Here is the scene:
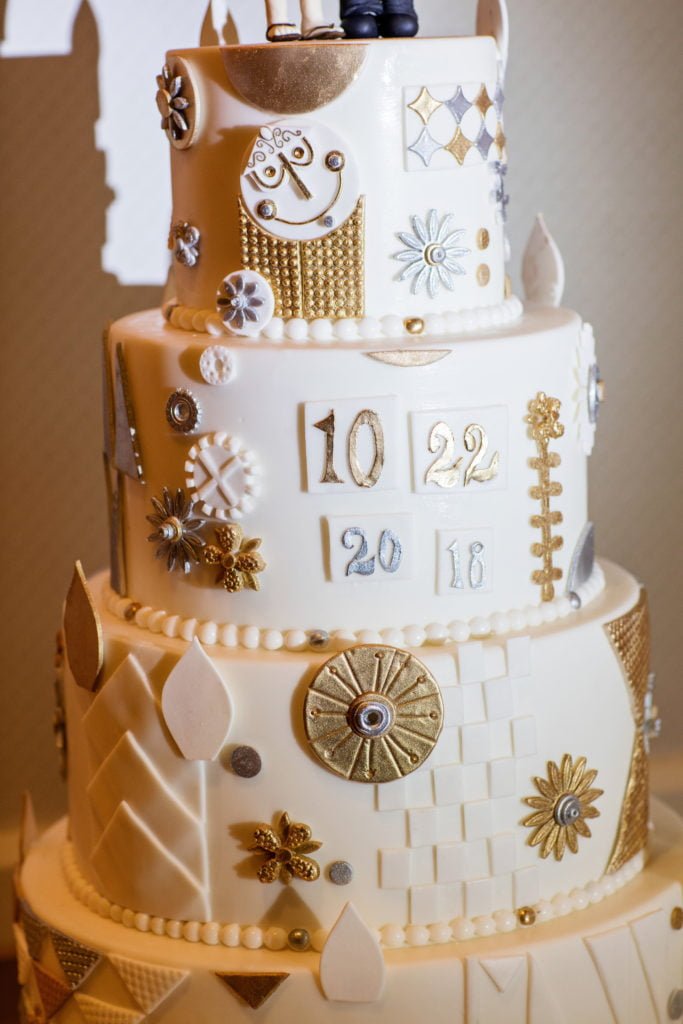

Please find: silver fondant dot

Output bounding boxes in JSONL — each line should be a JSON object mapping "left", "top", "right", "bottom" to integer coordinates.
{"left": 166, "top": 388, "right": 201, "bottom": 433}
{"left": 230, "top": 746, "right": 262, "bottom": 779}
{"left": 329, "top": 861, "right": 354, "bottom": 886}
{"left": 309, "top": 630, "right": 330, "bottom": 650}
{"left": 569, "top": 592, "right": 582, "bottom": 610}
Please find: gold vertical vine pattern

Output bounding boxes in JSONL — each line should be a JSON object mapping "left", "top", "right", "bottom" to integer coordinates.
{"left": 526, "top": 393, "right": 565, "bottom": 601}
{"left": 604, "top": 589, "right": 651, "bottom": 873}
{"left": 238, "top": 198, "right": 365, "bottom": 320}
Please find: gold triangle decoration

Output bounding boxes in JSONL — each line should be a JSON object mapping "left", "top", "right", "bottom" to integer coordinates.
{"left": 217, "top": 973, "right": 290, "bottom": 1010}
{"left": 64, "top": 561, "right": 104, "bottom": 692}
{"left": 604, "top": 589, "right": 651, "bottom": 874}
{"left": 49, "top": 928, "right": 101, "bottom": 990}
{"left": 33, "top": 962, "right": 72, "bottom": 1019}
{"left": 108, "top": 955, "right": 188, "bottom": 1013}
{"left": 74, "top": 994, "right": 144, "bottom": 1024}
{"left": 19, "top": 903, "right": 47, "bottom": 962}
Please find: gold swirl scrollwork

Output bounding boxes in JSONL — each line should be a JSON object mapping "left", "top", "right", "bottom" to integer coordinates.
{"left": 304, "top": 645, "right": 443, "bottom": 784}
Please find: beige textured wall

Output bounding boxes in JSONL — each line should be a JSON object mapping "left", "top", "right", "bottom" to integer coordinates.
{"left": 1, "top": 0, "right": 681, "bottom": 872}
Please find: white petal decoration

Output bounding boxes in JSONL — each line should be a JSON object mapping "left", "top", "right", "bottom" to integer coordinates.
{"left": 108, "top": 955, "right": 188, "bottom": 1014}
{"left": 522, "top": 214, "right": 565, "bottom": 308}
{"left": 320, "top": 903, "right": 385, "bottom": 1004}
{"left": 74, "top": 994, "right": 144, "bottom": 1024}
{"left": 528, "top": 956, "right": 567, "bottom": 1023}
{"left": 161, "top": 638, "right": 232, "bottom": 761}
{"left": 477, "top": 0, "right": 510, "bottom": 70}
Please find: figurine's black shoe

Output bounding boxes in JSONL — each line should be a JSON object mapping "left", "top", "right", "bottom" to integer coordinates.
{"left": 341, "top": 13, "right": 380, "bottom": 38}
{"left": 379, "top": 13, "right": 418, "bottom": 37}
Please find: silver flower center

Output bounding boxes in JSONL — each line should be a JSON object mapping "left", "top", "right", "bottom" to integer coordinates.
{"left": 425, "top": 243, "right": 447, "bottom": 266}
{"left": 554, "top": 793, "right": 582, "bottom": 827}
{"left": 231, "top": 295, "right": 246, "bottom": 310}
{"left": 348, "top": 694, "right": 395, "bottom": 739}
{"left": 159, "top": 517, "right": 184, "bottom": 543}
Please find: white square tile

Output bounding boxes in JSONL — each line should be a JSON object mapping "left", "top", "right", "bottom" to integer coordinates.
{"left": 440, "top": 883, "right": 464, "bottom": 920}
{"left": 488, "top": 718, "right": 512, "bottom": 759}
{"left": 483, "top": 644, "right": 507, "bottom": 680}
{"left": 488, "top": 757, "right": 516, "bottom": 798}
{"left": 435, "top": 806, "right": 463, "bottom": 844}
{"left": 406, "top": 769, "right": 434, "bottom": 808}
{"left": 380, "top": 848, "right": 411, "bottom": 889}
{"left": 431, "top": 726, "right": 461, "bottom": 768}
{"left": 462, "top": 763, "right": 489, "bottom": 801}
{"left": 441, "top": 686, "right": 464, "bottom": 728}
{"left": 512, "top": 716, "right": 537, "bottom": 758}
{"left": 464, "top": 877, "right": 494, "bottom": 918}
{"left": 461, "top": 722, "right": 491, "bottom": 764}
{"left": 418, "top": 652, "right": 458, "bottom": 687}
{"left": 506, "top": 635, "right": 532, "bottom": 678}
{"left": 488, "top": 833, "right": 516, "bottom": 875}
{"left": 433, "top": 764, "right": 465, "bottom": 806}
{"left": 410, "top": 885, "right": 441, "bottom": 925}
{"left": 410, "top": 845, "right": 435, "bottom": 886}
{"left": 492, "top": 795, "right": 521, "bottom": 832}
{"left": 464, "top": 800, "right": 494, "bottom": 841}
{"left": 463, "top": 839, "right": 489, "bottom": 880}
{"left": 483, "top": 676, "right": 514, "bottom": 721}
{"left": 457, "top": 642, "right": 485, "bottom": 684}
{"left": 376, "top": 778, "right": 409, "bottom": 812}
{"left": 513, "top": 675, "right": 535, "bottom": 716}
{"left": 409, "top": 807, "right": 439, "bottom": 848}
{"left": 462, "top": 683, "right": 486, "bottom": 724}
{"left": 436, "top": 843, "right": 465, "bottom": 884}
{"left": 493, "top": 873, "right": 513, "bottom": 910}
{"left": 514, "top": 866, "right": 540, "bottom": 907}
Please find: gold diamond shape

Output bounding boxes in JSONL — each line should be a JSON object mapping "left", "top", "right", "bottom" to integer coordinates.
{"left": 444, "top": 128, "right": 472, "bottom": 166}
{"left": 408, "top": 87, "right": 442, "bottom": 126}
{"left": 474, "top": 85, "right": 493, "bottom": 117}
{"left": 495, "top": 124, "right": 507, "bottom": 155}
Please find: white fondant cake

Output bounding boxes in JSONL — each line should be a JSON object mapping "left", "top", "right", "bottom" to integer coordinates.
{"left": 15, "top": 4, "right": 683, "bottom": 1023}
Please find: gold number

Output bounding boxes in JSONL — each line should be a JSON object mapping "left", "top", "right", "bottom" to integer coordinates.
{"left": 464, "top": 423, "right": 500, "bottom": 486}
{"left": 314, "top": 410, "right": 343, "bottom": 484}
{"left": 425, "top": 422, "right": 462, "bottom": 488}
{"left": 349, "top": 410, "right": 384, "bottom": 489}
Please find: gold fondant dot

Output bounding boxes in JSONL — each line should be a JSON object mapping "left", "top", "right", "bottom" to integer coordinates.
{"left": 477, "top": 264, "right": 491, "bottom": 287}
{"left": 477, "top": 228, "right": 490, "bottom": 251}
{"left": 404, "top": 317, "right": 426, "bottom": 336}
{"left": 672, "top": 907, "right": 683, "bottom": 930}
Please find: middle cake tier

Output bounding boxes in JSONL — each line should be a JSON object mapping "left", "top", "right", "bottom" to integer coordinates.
{"left": 106, "top": 305, "right": 599, "bottom": 636}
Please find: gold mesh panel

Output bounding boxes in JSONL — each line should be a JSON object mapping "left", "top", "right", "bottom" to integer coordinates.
{"left": 604, "top": 589, "right": 651, "bottom": 873}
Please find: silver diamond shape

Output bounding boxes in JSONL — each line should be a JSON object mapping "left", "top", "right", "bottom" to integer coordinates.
{"left": 475, "top": 124, "right": 495, "bottom": 159}
{"left": 494, "top": 82, "right": 505, "bottom": 117}
{"left": 444, "top": 86, "right": 472, "bottom": 124}
{"left": 408, "top": 128, "right": 443, "bottom": 167}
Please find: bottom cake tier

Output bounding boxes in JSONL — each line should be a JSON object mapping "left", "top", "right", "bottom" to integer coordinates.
{"left": 15, "top": 803, "right": 683, "bottom": 1024}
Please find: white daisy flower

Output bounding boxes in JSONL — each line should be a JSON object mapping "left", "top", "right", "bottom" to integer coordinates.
{"left": 394, "top": 210, "right": 470, "bottom": 299}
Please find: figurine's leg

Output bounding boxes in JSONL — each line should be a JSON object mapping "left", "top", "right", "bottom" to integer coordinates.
{"left": 340, "top": 0, "right": 383, "bottom": 38}
{"left": 265, "top": 0, "right": 301, "bottom": 41}
{"left": 379, "top": 0, "right": 418, "bottom": 38}
{"left": 300, "top": 0, "right": 345, "bottom": 39}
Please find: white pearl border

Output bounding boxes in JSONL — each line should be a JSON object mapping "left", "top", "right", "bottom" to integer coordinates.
{"left": 62, "top": 840, "right": 644, "bottom": 952}
{"left": 163, "top": 295, "right": 524, "bottom": 344}
{"left": 105, "top": 563, "right": 606, "bottom": 654}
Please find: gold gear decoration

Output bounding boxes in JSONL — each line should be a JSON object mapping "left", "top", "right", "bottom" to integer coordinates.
{"left": 604, "top": 589, "right": 651, "bottom": 874}
{"left": 304, "top": 645, "right": 443, "bottom": 784}
{"left": 238, "top": 197, "right": 365, "bottom": 320}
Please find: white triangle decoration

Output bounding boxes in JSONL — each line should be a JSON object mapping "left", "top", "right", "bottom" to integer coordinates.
{"left": 522, "top": 214, "right": 565, "bottom": 308}
{"left": 584, "top": 926, "right": 657, "bottom": 1024}
{"left": 320, "top": 903, "right": 385, "bottom": 1004}
{"left": 629, "top": 910, "right": 671, "bottom": 1020}
{"left": 479, "top": 955, "right": 526, "bottom": 994}
{"left": 528, "top": 956, "right": 566, "bottom": 1024}
{"left": 161, "top": 639, "right": 232, "bottom": 761}
{"left": 74, "top": 994, "right": 144, "bottom": 1024}
{"left": 108, "top": 954, "right": 188, "bottom": 1013}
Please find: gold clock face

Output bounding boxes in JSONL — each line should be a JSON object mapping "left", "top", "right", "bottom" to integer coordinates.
{"left": 241, "top": 121, "right": 360, "bottom": 242}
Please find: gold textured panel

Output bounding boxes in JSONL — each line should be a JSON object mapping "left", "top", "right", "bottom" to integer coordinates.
{"left": 221, "top": 44, "right": 367, "bottom": 115}
{"left": 239, "top": 198, "right": 365, "bottom": 320}
{"left": 604, "top": 589, "right": 651, "bottom": 873}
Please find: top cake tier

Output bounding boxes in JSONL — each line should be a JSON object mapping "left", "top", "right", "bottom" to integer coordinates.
{"left": 162, "top": 37, "right": 510, "bottom": 327}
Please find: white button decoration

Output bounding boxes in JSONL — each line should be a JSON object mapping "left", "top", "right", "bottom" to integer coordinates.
{"left": 199, "top": 345, "right": 235, "bottom": 386}
{"left": 161, "top": 638, "right": 232, "bottom": 761}
{"left": 216, "top": 270, "right": 274, "bottom": 338}
{"left": 185, "top": 432, "right": 260, "bottom": 520}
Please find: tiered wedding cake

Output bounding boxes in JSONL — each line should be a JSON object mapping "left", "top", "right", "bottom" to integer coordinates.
{"left": 14, "top": 4, "right": 683, "bottom": 1023}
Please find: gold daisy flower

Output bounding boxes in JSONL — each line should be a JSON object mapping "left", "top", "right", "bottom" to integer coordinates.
{"left": 522, "top": 754, "right": 602, "bottom": 861}
{"left": 250, "top": 812, "right": 322, "bottom": 884}
{"left": 203, "top": 524, "right": 266, "bottom": 593}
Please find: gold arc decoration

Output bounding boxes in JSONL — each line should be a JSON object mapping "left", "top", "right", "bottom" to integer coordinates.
{"left": 250, "top": 811, "right": 322, "bottom": 884}
{"left": 63, "top": 561, "right": 104, "bottom": 693}
{"left": 304, "top": 645, "right": 443, "bottom": 784}
{"left": 522, "top": 754, "right": 603, "bottom": 861}
{"left": 526, "top": 392, "right": 565, "bottom": 601}
{"left": 604, "top": 589, "right": 651, "bottom": 874}
{"left": 216, "top": 974, "right": 289, "bottom": 1010}
{"left": 220, "top": 44, "right": 367, "bottom": 115}
{"left": 366, "top": 350, "right": 452, "bottom": 368}
{"left": 238, "top": 197, "right": 365, "bottom": 320}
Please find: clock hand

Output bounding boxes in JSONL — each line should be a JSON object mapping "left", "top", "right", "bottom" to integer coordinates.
{"left": 278, "top": 153, "right": 313, "bottom": 200}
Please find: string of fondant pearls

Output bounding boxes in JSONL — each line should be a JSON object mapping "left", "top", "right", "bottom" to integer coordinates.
{"left": 163, "top": 296, "right": 523, "bottom": 342}
{"left": 106, "top": 563, "right": 605, "bottom": 653}
{"left": 61, "top": 842, "right": 643, "bottom": 951}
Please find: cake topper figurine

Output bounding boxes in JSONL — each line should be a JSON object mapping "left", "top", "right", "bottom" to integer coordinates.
{"left": 340, "top": 0, "right": 418, "bottom": 38}
{"left": 265, "top": 0, "right": 344, "bottom": 41}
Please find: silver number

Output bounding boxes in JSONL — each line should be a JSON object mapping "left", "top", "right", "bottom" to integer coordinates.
{"left": 469, "top": 541, "right": 487, "bottom": 590}
{"left": 343, "top": 528, "right": 376, "bottom": 576}
{"left": 448, "top": 540, "right": 465, "bottom": 589}
{"left": 378, "top": 530, "right": 402, "bottom": 574}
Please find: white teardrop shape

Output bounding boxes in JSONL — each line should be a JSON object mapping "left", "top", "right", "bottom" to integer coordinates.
{"left": 161, "top": 638, "right": 232, "bottom": 760}
{"left": 477, "top": 0, "right": 510, "bottom": 71}
{"left": 320, "top": 903, "right": 385, "bottom": 1004}
{"left": 522, "top": 214, "right": 566, "bottom": 307}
